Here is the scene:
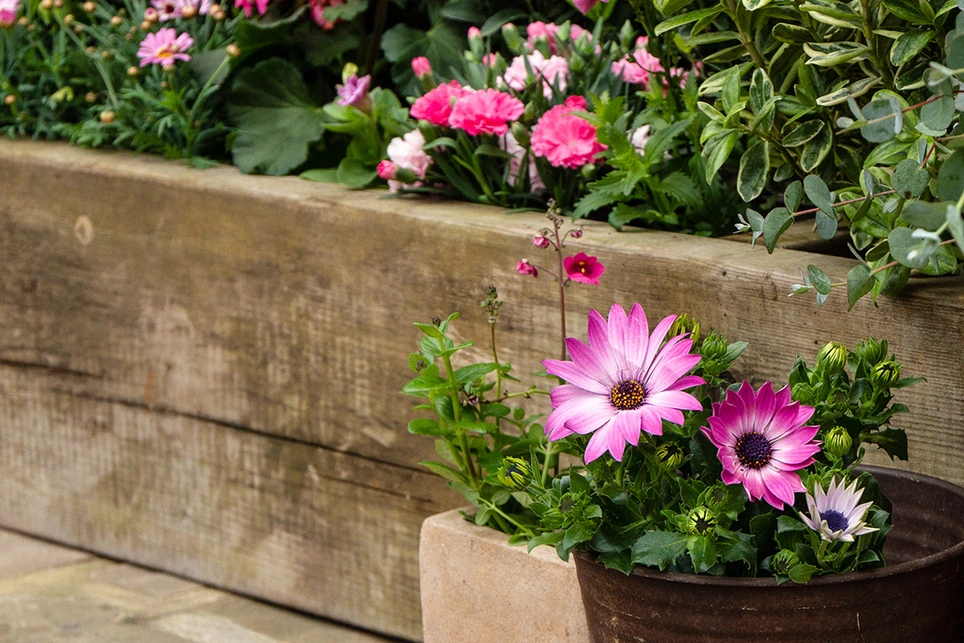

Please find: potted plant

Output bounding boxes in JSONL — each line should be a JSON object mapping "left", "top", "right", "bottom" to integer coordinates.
{"left": 406, "top": 209, "right": 964, "bottom": 640}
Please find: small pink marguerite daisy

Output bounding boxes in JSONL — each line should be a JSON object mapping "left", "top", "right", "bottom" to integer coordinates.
{"left": 800, "top": 477, "right": 879, "bottom": 542}
{"left": 137, "top": 28, "right": 194, "bottom": 68}
{"left": 543, "top": 303, "right": 705, "bottom": 463}
{"left": 701, "top": 382, "right": 821, "bottom": 510}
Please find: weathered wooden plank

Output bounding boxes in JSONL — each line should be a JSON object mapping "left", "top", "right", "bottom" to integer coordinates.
{"left": 2, "top": 139, "right": 962, "bottom": 483}
{"left": 0, "top": 529, "right": 397, "bottom": 643}
{"left": 0, "top": 364, "right": 453, "bottom": 640}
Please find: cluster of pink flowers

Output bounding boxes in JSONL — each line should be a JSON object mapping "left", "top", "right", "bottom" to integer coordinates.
{"left": 530, "top": 96, "right": 606, "bottom": 169}
{"left": 501, "top": 50, "right": 569, "bottom": 98}
{"left": 524, "top": 21, "right": 590, "bottom": 53}
{"left": 612, "top": 37, "right": 693, "bottom": 90}
{"left": 137, "top": 28, "right": 194, "bottom": 68}
{"left": 0, "top": 0, "right": 19, "bottom": 28}
{"left": 517, "top": 250, "right": 604, "bottom": 284}
{"left": 152, "top": 0, "right": 211, "bottom": 20}
{"left": 410, "top": 81, "right": 525, "bottom": 137}
{"left": 379, "top": 129, "right": 432, "bottom": 192}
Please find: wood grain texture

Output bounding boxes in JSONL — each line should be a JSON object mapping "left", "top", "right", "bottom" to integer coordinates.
{"left": 2, "top": 140, "right": 964, "bottom": 640}
{"left": 0, "top": 364, "right": 451, "bottom": 640}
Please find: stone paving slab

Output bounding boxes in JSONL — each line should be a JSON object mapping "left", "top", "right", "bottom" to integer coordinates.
{"left": 0, "top": 529, "right": 397, "bottom": 643}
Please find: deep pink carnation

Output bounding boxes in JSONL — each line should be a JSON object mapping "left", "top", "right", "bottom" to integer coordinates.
{"left": 701, "top": 382, "right": 821, "bottom": 510}
{"left": 309, "top": 0, "right": 343, "bottom": 30}
{"left": 0, "top": 0, "right": 18, "bottom": 27}
{"left": 530, "top": 96, "right": 606, "bottom": 168}
{"left": 543, "top": 304, "right": 705, "bottom": 462}
{"left": 235, "top": 0, "right": 268, "bottom": 17}
{"left": 376, "top": 160, "right": 397, "bottom": 181}
{"left": 410, "top": 81, "right": 469, "bottom": 126}
{"left": 564, "top": 252, "right": 605, "bottom": 284}
{"left": 573, "top": 0, "right": 609, "bottom": 14}
{"left": 448, "top": 89, "right": 524, "bottom": 136}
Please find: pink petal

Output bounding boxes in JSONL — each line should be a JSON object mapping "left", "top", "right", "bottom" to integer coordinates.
{"left": 584, "top": 421, "right": 621, "bottom": 462}
{"left": 587, "top": 309, "right": 619, "bottom": 375}
{"left": 646, "top": 390, "right": 703, "bottom": 412}
{"left": 639, "top": 405, "right": 664, "bottom": 436}
{"left": 543, "top": 357, "right": 609, "bottom": 395}
{"left": 613, "top": 409, "right": 642, "bottom": 447}
{"left": 566, "top": 338, "right": 616, "bottom": 386}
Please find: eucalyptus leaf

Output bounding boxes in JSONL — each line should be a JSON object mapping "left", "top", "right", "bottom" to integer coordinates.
{"left": 807, "top": 264, "right": 833, "bottom": 295}
{"left": 860, "top": 96, "right": 903, "bottom": 143}
{"left": 847, "top": 264, "right": 875, "bottom": 310}
{"left": 804, "top": 174, "right": 835, "bottom": 216}
{"left": 902, "top": 200, "right": 950, "bottom": 230}
{"left": 891, "top": 159, "right": 930, "bottom": 199}
{"left": 888, "top": 227, "right": 931, "bottom": 268}
{"left": 936, "top": 150, "right": 964, "bottom": 201}
{"left": 764, "top": 207, "right": 794, "bottom": 253}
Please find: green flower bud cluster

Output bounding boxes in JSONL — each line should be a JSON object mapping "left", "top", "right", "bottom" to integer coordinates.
{"left": 817, "top": 341, "right": 848, "bottom": 375}
{"left": 855, "top": 338, "right": 887, "bottom": 365}
{"left": 772, "top": 549, "right": 800, "bottom": 574}
{"left": 685, "top": 506, "right": 717, "bottom": 536}
{"left": 700, "top": 332, "right": 728, "bottom": 361}
{"left": 871, "top": 361, "right": 901, "bottom": 389}
{"left": 825, "top": 426, "right": 853, "bottom": 459}
{"left": 497, "top": 456, "right": 531, "bottom": 490}
{"left": 670, "top": 313, "right": 701, "bottom": 345}
{"left": 655, "top": 442, "right": 685, "bottom": 471}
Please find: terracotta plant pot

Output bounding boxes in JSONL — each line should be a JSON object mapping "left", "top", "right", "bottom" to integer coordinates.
{"left": 574, "top": 465, "right": 964, "bottom": 642}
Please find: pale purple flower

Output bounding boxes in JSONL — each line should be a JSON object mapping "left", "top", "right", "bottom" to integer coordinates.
{"left": 544, "top": 304, "right": 705, "bottom": 463}
{"left": 137, "top": 28, "right": 193, "bottom": 68}
{"left": 701, "top": 382, "right": 821, "bottom": 509}
{"left": 336, "top": 74, "right": 371, "bottom": 108}
{"left": 800, "top": 477, "right": 879, "bottom": 542}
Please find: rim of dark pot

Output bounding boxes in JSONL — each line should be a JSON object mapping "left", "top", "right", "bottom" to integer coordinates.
{"left": 574, "top": 464, "right": 964, "bottom": 586}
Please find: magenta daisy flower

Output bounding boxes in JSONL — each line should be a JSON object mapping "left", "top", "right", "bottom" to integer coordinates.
{"left": 543, "top": 303, "right": 705, "bottom": 463}
{"left": 701, "top": 382, "right": 821, "bottom": 509}
{"left": 137, "top": 28, "right": 194, "bottom": 69}
{"left": 800, "top": 477, "right": 879, "bottom": 542}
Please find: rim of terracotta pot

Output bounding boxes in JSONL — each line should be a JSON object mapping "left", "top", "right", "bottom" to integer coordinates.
{"left": 574, "top": 464, "right": 964, "bottom": 587}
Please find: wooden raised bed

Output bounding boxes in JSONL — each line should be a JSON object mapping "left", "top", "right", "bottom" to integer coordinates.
{"left": 2, "top": 140, "right": 963, "bottom": 640}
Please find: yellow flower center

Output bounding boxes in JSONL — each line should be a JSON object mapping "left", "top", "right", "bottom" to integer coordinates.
{"left": 610, "top": 379, "right": 645, "bottom": 410}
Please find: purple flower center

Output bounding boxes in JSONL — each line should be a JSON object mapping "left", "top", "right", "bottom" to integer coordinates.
{"left": 610, "top": 379, "right": 645, "bottom": 410}
{"left": 820, "top": 509, "right": 849, "bottom": 533}
{"left": 734, "top": 432, "right": 772, "bottom": 469}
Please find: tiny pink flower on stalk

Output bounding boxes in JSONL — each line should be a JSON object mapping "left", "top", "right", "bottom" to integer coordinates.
{"left": 701, "top": 382, "right": 822, "bottom": 510}
{"left": 137, "top": 28, "right": 194, "bottom": 68}
{"left": 309, "top": 0, "right": 343, "bottom": 30}
{"left": 516, "top": 259, "right": 538, "bottom": 277}
{"left": 410, "top": 80, "right": 470, "bottom": 126}
{"left": 564, "top": 252, "right": 605, "bottom": 284}
{"left": 448, "top": 88, "right": 524, "bottom": 136}
{"left": 530, "top": 96, "right": 606, "bottom": 169}
{"left": 543, "top": 303, "right": 705, "bottom": 462}
{"left": 0, "top": 0, "right": 20, "bottom": 28}
{"left": 234, "top": 0, "right": 268, "bottom": 17}
{"left": 336, "top": 74, "right": 371, "bottom": 110}
{"left": 800, "top": 477, "right": 879, "bottom": 542}
{"left": 411, "top": 56, "right": 432, "bottom": 79}
{"left": 533, "top": 235, "right": 551, "bottom": 249}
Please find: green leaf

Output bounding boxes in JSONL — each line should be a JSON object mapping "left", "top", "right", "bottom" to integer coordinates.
{"left": 749, "top": 68, "right": 774, "bottom": 115}
{"left": 608, "top": 204, "right": 649, "bottom": 230}
{"left": 888, "top": 227, "right": 931, "bottom": 268}
{"left": 703, "top": 131, "right": 740, "bottom": 183}
{"left": 902, "top": 200, "right": 950, "bottom": 230}
{"left": 919, "top": 244, "right": 957, "bottom": 275}
{"left": 815, "top": 210, "right": 838, "bottom": 239}
{"left": 881, "top": 0, "right": 931, "bottom": 22}
{"left": 764, "top": 207, "right": 794, "bottom": 253}
{"left": 419, "top": 460, "right": 467, "bottom": 484}
{"left": 803, "top": 42, "right": 869, "bottom": 66}
{"left": 655, "top": 6, "right": 724, "bottom": 35}
{"left": 479, "top": 8, "right": 526, "bottom": 36}
{"left": 631, "top": 531, "right": 689, "bottom": 570}
{"left": 847, "top": 264, "right": 875, "bottom": 310}
{"left": 453, "top": 362, "right": 498, "bottom": 384}
{"left": 920, "top": 94, "right": 955, "bottom": 133}
{"left": 808, "top": 264, "right": 833, "bottom": 295}
{"left": 688, "top": 535, "right": 718, "bottom": 573}
{"left": 782, "top": 120, "right": 824, "bottom": 147}
{"left": 738, "top": 140, "right": 770, "bottom": 202}
{"left": 323, "top": 0, "right": 368, "bottom": 21}
{"left": 563, "top": 523, "right": 596, "bottom": 551}
{"left": 861, "top": 96, "right": 903, "bottom": 143}
{"left": 228, "top": 58, "right": 327, "bottom": 175}
{"left": 890, "top": 30, "right": 935, "bottom": 65}
{"left": 947, "top": 205, "right": 964, "bottom": 255}
{"left": 785, "top": 180, "right": 803, "bottom": 212}
{"left": 336, "top": 158, "right": 377, "bottom": 188}
{"left": 800, "top": 124, "right": 832, "bottom": 171}
{"left": 789, "top": 563, "right": 819, "bottom": 583}
{"left": 937, "top": 150, "right": 964, "bottom": 202}
{"left": 773, "top": 23, "right": 812, "bottom": 43}
{"left": 891, "top": 159, "right": 930, "bottom": 199}
{"left": 300, "top": 169, "right": 339, "bottom": 183}
{"left": 861, "top": 427, "right": 909, "bottom": 460}
{"left": 804, "top": 174, "right": 834, "bottom": 216}
{"left": 409, "top": 418, "right": 448, "bottom": 435}
{"left": 527, "top": 530, "right": 564, "bottom": 553}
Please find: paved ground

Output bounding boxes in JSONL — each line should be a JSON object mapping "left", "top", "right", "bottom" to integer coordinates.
{"left": 0, "top": 529, "right": 398, "bottom": 643}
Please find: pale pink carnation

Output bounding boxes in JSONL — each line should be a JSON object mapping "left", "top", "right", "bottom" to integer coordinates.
{"left": 0, "top": 0, "right": 19, "bottom": 27}
{"left": 448, "top": 89, "right": 524, "bottom": 136}
{"left": 410, "top": 80, "right": 469, "bottom": 126}
{"left": 526, "top": 21, "right": 559, "bottom": 53}
{"left": 386, "top": 129, "right": 432, "bottom": 180}
{"left": 530, "top": 96, "right": 606, "bottom": 169}
{"left": 309, "top": 0, "right": 343, "bottom": 30}
{"left": 502, "top": 51, "right": 569, "bottom": 98}
{"left": 500, "top": 131, "right": 545, "bottom": 192}
{"left": 137, "top": 28, "right": 193, "bottom": 68}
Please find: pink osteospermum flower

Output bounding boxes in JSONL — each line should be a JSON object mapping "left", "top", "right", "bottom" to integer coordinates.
{"left": 800, "top": 477, "right": 879, "bottom": 542}
{"left": 564, "top": 252, "right": 604, "bottom": 284}
{"left": 448, "top": 88, "right": 524, "bottom": 136}
{"left": 701, "top": 382, "right": 821, "bottom": 510}
{"left": 137, "top": 28, "right": 194, "bottom": 68}
{"left": 543, "top": 303, "right": 705, "bottom": 463}
{"left": 530, "top": 95, "right": 606, "bottom": 169}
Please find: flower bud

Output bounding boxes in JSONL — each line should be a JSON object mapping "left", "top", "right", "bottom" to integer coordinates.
{"left": 655, "top": 442, "right": 684, "bottom": 471}
{"left": 110, "top": 15, "right": 122, "bottom": 25}
{"left": 226, "top": 43, "right": 241, "bottom": 58}
{"left": 63, "top": 13, "right": 74, "bottom": 24}
{"left": 701, "top": 332, "right": 727, "bottom": 361}
{"left": 532, "top": 235, "right": 550, "bottom": 249}
{"left": 86, "top": 45, "right": 96, "bottom": 53}
{"left": 817, "top": 341, "right": 847, "bottom": 375}
{"left": 871, "top": 361, "right": 901, "bottom": 388}
{"left": 497, "top": 456, "right": 531, "bottom": 490}
{"left": 39, "top": 0, "right": 52, "bottom": 9}
{"left": 411, "top": 56, "right": 431, "bottom": 79}
{"left": 791, "top": 382, "right": 816, "bottom": 405}
{"left": 772, "top": 549, "right": 800, "bottom": 574}
{"left": 466, "top": 25, "right": 483, "bottom": 60}
{"left": 580, "top": 163, "right": 597, "bottom": 179}
{"left": 144, "top": 7, "right": 158, "bottom": 21}
{"left": 140, "top": 19, "right": 150, "bottom": 29}
{"left": 376, "top": 160, "right": 397, "bottom": 181}
{"left": 99, "top": 110, "right": 115, "bottom": 124}
{"left": 181, "top": 3, "right": 196, "bottom": 17}
{"left": 569, "top": 228, "right": 583, "bottom": 238}
{"left": 101, "top": 50, "right": 113, "bottom": 60}
{"left": 83, "top": 1, "right": 95, "bottom": 10}
{"left": 84, "top": 91, "right": 96, "bottom": 103}
{"left": 575, "top": 32, "right": 593, "bottom": 56}
{"left": 569, "top": 54, "right": 585, "bottom": 73}
{"left": 669, "top": 313, "right": 700, "bottom": 345}
{"left": 618, "top": 20, "right": 634, "bottom": 49}
{"left": 516, "top": 259, "right": 538, "bottom": 277}
{"left": 127, "top": 66, "right": 139, "bottom": 76}
{"left": 555, "top": 21, "right": 570, "bottom": 42}
{"left": 501, "top": 22, "right": 523, "bottom": 54}
{"left": 825, "top": 426, "right": 853, "bottom": 459}
{"left": 3, "top": 94, "right": 15, "bottom": 106}
{"left": 855, "top": 338, "right": 886, "bottom": 365}
{"left": 685, "top": 506, "right": 716, "bottom": 536}
{"left": 509, "top": 121, "right": 529, "bottom": 148}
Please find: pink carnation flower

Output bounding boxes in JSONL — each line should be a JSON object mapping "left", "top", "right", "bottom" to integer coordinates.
{"left": 530, "top": 96, "right": 606, "bottom": 169}
{"left": 386, "top": 129, "right": 432, "bottom": 180}
{"left": 410, "top": 81, "right": 470, "bottom": 126}
{"left": 376, "top": 160, "right": 397, "bottom": 181}
{"left": 137, "top": 28, "right": 194, "bottom": 68}
{"left": 309, "top": 0, "right": 344, "bottom": 30}
{"left": 411, "top": 56, "right": 432, "bottom": 78}
{"left": 448, "top": 89, "right": 524, "bottom": 136}
{"left": 502, "top": 51, "right": 569, "bottom": 98}
{"left": 0, "top": 0, "right": 19, "bottom": 27}
{"left": 543, "top": 303, "right": 705, "bottom": 462}
{"left": 564, "top": 252, "right": 605, "bottom": 284}
{"left": 701, "top": 382, "right": 822, "bottom": 510}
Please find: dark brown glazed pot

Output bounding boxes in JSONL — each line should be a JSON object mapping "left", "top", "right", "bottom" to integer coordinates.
{"left": 573, "top": 465, "right": 964, "bottom": 642}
